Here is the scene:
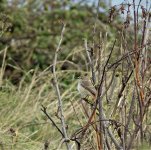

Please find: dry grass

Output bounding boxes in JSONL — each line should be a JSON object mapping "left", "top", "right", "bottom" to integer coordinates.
{"left": 0, "top": 4, "right": 151, "bottom": 148}
{"left": 0, "top": 38, "right": 150, "bottom": 149}
{"left": 0, "top": 46, "right": 92, "bottom": 150}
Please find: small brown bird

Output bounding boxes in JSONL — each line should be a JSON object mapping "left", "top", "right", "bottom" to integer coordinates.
{"left": 77, "top": 75, "right": 96, "bottom": 99}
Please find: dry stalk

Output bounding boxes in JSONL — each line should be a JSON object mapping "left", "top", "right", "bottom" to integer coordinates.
{"left": 52, "top": 23, "right": 71, "bottom": 150}
{"left": 0, "top": 46, "right": 8, "bottom": 87}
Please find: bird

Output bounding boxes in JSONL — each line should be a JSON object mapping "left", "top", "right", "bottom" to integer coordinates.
{"left": 77, "top": 75, "right": 97, "bottom": 100}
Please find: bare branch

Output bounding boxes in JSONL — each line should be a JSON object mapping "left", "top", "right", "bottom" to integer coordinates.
{"left": 52, "top": 23, "right": 71, "bottom": 149}
{"left": 41, "top": 105, "right": 64, "bottom": 137}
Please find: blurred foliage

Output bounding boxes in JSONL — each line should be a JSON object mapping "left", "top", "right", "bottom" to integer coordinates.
{"left": 0, "top": 0, "right": 117, "bottom": 81}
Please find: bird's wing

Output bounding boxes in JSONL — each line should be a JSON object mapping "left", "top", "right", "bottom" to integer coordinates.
{"left": 81, "top": 81, "right": 96, "bottom": 96}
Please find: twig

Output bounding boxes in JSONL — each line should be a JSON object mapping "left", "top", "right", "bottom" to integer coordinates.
{"left": 97, "top": 39, "right": 116, "bottom": 146}
{"left": 84, "top": 39, "right": 96, "bottom": 84}
{"left": 0, "top": 46, "right": 8, "bottom": 87}
{"left": 127, "top": 92, "right": 151, "bottom": 150}
{"left": 111, "top": 70, "right": 133, "bottom": 116}
{"left": 41, "top": 105, "right": 64, "bottom": 137}
{"left": 52, "top": 23, "right": 71, "bottom": 149}
{"left": 107, "top": 49, "right": 141, "bottom": 70}
{"left": 124, "top": 87, "right": 136, "bottom": 144}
